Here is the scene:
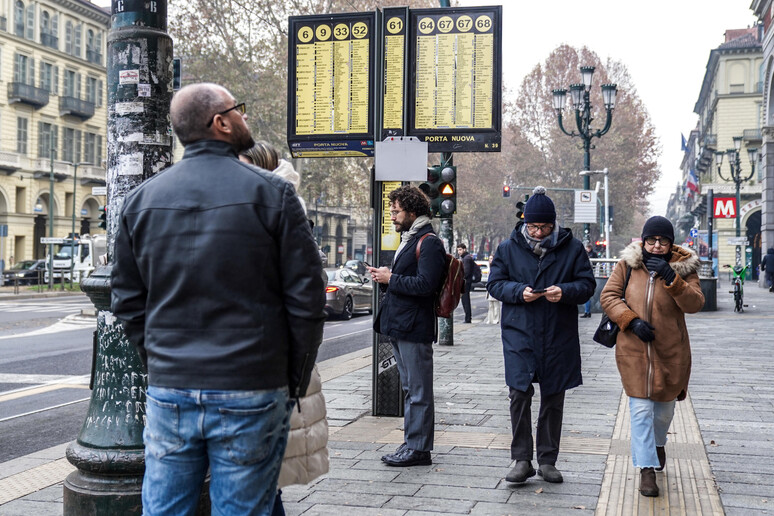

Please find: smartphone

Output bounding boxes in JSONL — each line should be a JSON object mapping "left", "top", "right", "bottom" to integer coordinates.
{"left": 531, "top": 288, "right": 547, "bottom": 294}
{"left": 363, "top": 261, "right": 372, "bottom": 268}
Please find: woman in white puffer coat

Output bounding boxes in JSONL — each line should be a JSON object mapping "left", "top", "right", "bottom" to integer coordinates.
{"left": 239, "top": 141, "right": 329, "bottom": 516}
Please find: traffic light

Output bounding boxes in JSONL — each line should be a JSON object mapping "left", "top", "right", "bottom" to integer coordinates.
{"left": 437, "top": 166, "right": 456, "bottom": 218}
{"left": 515, "top": 194, "right": 529, "bottom": 219}
{"left": 419, "top": 165, "right": 456, "bottom": 217}
{"left": 419, "top": 166, "right": 442, "bottom": 216}
{"left": 98, "top": 205, "right": 107, "bottom": 229}
{"left": 502, "top": 185, "right": 510, "bottom": 197}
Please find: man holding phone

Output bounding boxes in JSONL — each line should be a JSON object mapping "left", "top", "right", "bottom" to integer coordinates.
{"left": 487, "top": 186, "right": 595, "bottom": 486}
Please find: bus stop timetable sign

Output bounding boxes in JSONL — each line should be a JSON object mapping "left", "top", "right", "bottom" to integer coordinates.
{"left": 287, "top": 13, "right": 376, "bottom": 158}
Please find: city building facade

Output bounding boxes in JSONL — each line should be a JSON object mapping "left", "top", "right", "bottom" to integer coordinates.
{"left": 0, "top": 0, "right": 108, "bottom": 270}
{"left": 752, "top": 0, "right": 774, "bottom": 272}
{"left": 692, "top": 26, "right": 764, "bottom": 276}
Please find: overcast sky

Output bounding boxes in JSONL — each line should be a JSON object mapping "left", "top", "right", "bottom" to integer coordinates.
{"left": 460, "top": 0, "right": 759, "bottom": 214}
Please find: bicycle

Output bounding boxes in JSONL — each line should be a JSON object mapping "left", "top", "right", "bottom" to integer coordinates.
{"left": 723, "top": 264, "right": 749, "bottom": 312}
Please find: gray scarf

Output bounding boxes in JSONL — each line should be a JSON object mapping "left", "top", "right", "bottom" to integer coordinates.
{"left": 394, "top": 215, "right": 432, "bottom": 263}
{"left": 521, "top": 223, "right": 560, "bottom": 258}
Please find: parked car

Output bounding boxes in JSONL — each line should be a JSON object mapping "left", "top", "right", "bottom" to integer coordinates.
{"left": 2, "top": 259, "right": 47, "bottom": 286}
{"left": 324, "top": 267, "right": 372, "bottom": 320}
{"left": 471, "top": 260, "right": 490, "bottom": 291}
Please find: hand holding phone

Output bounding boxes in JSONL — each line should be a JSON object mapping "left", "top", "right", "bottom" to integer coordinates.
{"left": 531, "top": 288, "right": 547, "bottom": 294}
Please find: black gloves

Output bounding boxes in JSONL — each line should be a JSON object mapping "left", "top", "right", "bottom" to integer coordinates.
{"left": 628, "top": 318, "right": 655, "bottom": 342}
{"left": 645, "top": 258, "right": 676, "bottom": 285}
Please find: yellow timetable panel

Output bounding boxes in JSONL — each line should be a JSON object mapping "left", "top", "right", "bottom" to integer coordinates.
{"left": 413, "top": 12, "right": 495, "bottom": 131}
{"left": 293, "top": 18, "right": 372, "bottom": 136}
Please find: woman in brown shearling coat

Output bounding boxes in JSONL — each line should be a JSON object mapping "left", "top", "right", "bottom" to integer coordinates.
{"left": 600, "top": 216, "right": 704, "bottom": 498}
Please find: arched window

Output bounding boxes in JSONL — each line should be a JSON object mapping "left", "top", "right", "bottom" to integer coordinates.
{"left": 14, "top": 0, "right": 24, "bottom": 37}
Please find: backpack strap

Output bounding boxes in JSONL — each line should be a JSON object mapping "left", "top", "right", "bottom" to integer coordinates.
{"left": 415, "top": 233, "right": 432, "bottom": 262}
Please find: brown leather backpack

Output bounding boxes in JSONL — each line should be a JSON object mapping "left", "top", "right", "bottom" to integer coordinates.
{"left": 416, "top": 234, "right": 464, "bottom": 318}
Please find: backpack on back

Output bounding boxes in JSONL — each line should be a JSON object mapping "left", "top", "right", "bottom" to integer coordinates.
{"left": 471, "top": 261, "right": 482, "bottom": 284}
{"left": 416, "top": 234, "right": 464, "bottom": 318}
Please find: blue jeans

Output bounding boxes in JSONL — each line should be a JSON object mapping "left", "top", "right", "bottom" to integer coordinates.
{"left": 628, "top": 396, "right": 675, "bottom": 468}
{"left": 583, "top": 300, "right": 591, "bottom": 314}
{"left": 143, "top": 386, "right": 291, "bottom": 516}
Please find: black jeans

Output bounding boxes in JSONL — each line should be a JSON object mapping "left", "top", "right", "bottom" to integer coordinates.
{"left": 461, "top": 279, "right": 472, "bottom": 322}
{"left": 508, "top": 384, "right": 565, "bottom": 465}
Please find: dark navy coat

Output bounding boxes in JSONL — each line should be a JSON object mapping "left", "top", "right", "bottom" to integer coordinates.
{"left": 487, "top": 223, "right": 595, "bottom": 395}
{"left": 373, "top": 224, "right": 446, "bottom": 343}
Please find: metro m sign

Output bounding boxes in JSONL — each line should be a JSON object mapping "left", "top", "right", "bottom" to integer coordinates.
{"left": 713, "top": 197, "right": 737, "bottom": 218}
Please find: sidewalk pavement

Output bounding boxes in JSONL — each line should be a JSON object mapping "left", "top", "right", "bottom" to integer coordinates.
{"left": 1, "top": 284, "right": 773, "bottom": 515}
{"left": 0, "top": 285, "right": 82, "bottom": 300}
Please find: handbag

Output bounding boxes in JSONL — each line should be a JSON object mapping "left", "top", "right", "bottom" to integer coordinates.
{"left": 593, "top": 265, "right": 631, "bottom": 348}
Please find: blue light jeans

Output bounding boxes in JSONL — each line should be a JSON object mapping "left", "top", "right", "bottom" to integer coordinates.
{"left": 142, "top": 386, "right": 291, "bottom": 516}
{"left": 628, "top": 396, "right": 676, "bottom": 469}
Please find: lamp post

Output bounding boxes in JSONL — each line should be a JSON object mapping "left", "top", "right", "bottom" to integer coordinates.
{"left": 715, "top": 138, "right": 756, "bottom": 268}
{"left": 580, "top": 168, "right": 610, "bottom": 259}
{"left": 715, "top": 137, "right": 757, "bottom": 237}
{"left": 66, "top": 162, "right": 91, "bottom": 287}
{"left": 552, "top": 66, "right": 617, "bottom": 243}
{"left": 48, "top": 133, "right": 55, "bottom": 290}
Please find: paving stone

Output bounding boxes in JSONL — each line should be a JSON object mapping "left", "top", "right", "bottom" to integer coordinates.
{"left": 413, "top": 484, "right": 510, "bottom": 504}
{"left": 384, "top": 495, "right": 475, "bottom": 513}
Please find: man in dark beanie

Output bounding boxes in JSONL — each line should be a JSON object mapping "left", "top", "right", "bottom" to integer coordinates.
{"left": 488, "top": 186, "right": 595, "bottom": 485}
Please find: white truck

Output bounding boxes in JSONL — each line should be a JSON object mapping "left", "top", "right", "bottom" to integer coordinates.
{"left": 44, "top": 234, "right": 107, "bottom": 283}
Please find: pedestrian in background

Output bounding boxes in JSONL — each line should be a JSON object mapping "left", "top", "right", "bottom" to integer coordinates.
{"left": 484, "top": 254, "right": 500, "bottom": 324}
{"left": 600, "top": 216, "right": 704, "bottom": 498}
{"left": 762, "top": 247, "right": 774, "bottom": 292}
{"left": 111, "top": 83, "right": 326, "bottom": 515}
{"left": 488, "top": 186, "right": 595, "bottom": 485}
{"left": 368, "top": 185, "right": 446, "bottom": 467}
{"left": 240, "top": 140, "right": 328, "bottom": 516}
{"left": 457, "top": 243, "right": 475, "bottom": 323}
{"left": 581, "top": 243, "right": 598, "bottom": 318}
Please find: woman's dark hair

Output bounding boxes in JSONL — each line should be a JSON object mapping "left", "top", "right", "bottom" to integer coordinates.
{"left": 389, "top": 185, "right": 432, "bottom": 218}
{"left": 240, "top": 140, "right": 280, "bottom": 171}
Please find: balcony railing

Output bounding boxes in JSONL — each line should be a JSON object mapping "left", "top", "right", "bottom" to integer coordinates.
{"left": 86, "top": 49, "right": 102, "bottom": 65}
{"left": 32, "top": 158, "right": 69, "bottom": 177}
{"left": 743, "top": 128, "right": 762, "bottom": 142}
{"left": 0, "top": 151, "right": 22, "bottom": 173}
{"left": 40, "top": 32, "right": 58, "bottom": 49}
{"left": 59, "top": 96, "right": 95, "bottom": 120}
{"left": 79, "top": 165, "right": 106, "bottom": 184}
{"left": 7, "top": 82, "right": 49, "bottom": 108}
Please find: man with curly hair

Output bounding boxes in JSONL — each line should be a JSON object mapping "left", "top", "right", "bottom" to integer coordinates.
{"left": 368, "top": 185, "right": 446, "bottom": 467}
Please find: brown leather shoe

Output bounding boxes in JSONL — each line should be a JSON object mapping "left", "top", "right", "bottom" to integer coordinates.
{"left": 656, "top": 446, "right": 666, "bottom": 471}
{"left": 640, "top": 467, "right": 659, "bottom": 497}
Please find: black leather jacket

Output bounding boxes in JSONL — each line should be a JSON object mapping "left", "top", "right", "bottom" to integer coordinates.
{"left": 111, "top": 140, "right": 326, "bottom": 397}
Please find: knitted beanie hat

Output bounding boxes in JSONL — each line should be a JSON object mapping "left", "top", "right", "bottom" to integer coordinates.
{"left": 524, "top": 186, "right": 556, "bottom": 223}
{"left": 641, "top": 216, "right": 674, "bottom": 243}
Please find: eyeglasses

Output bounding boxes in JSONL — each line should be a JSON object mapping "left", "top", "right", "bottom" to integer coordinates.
{"left": 389, "top": 209, "right": 404, "bottom": 217}
{"left": 526, "top": 223, "right": 554, "bottom": 233}
{"left": 206, "top": 103, "right": 246, "bottom": 127}
{"left": 644, "top": 237, "right": 671, "bottom": 246}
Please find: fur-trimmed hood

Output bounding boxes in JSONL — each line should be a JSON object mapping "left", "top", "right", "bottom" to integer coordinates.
{"left": 620, "top": 242, "right": 700, "bottom": 279}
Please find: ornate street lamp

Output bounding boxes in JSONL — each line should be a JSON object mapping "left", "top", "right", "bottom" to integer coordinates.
{"left": 552, "top": 66, "right": 617, "bottom": 242}
{"left": 715, "top": 142, "right": 757, "bottom": 237}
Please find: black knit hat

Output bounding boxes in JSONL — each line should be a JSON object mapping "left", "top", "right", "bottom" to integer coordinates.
{"left": 641, "top": 216, "right": 674, "bottom": 244}
{"left": 524, "top": 186, "right": 556, "bottom": 223}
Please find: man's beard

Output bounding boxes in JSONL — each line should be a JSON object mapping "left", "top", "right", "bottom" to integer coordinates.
{"left": 233, "top": 125, "right": 255, "bottom": 153}
{"left": 394, "top": 221, "right": 408, "bottom": 233}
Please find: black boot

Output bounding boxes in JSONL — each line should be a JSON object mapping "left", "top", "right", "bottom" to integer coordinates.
{"left": 640, "top": 467, "right": 659, "bottom": 497}
{"left": 656, "top": 446, "right": 666, "bottom": 471}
